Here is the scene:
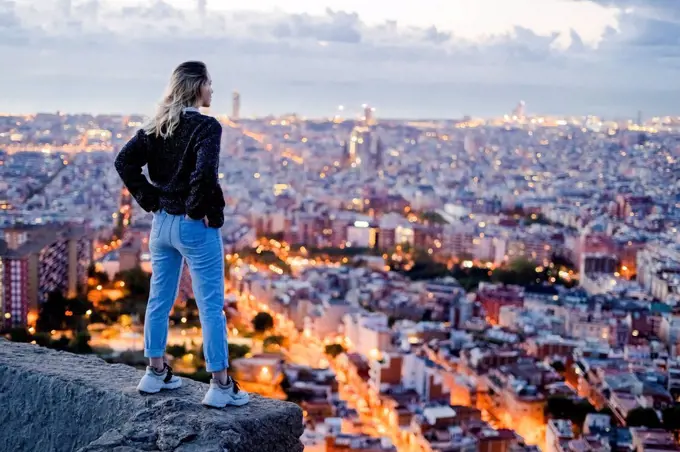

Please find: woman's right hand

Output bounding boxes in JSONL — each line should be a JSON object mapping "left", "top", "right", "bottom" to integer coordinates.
{"left": 185, "top": 214, "right": 210, "bottom": 227}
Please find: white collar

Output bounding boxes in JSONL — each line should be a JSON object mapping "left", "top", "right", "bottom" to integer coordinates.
{"left": 183, "top": 107, "right": 201, "bottom": 113}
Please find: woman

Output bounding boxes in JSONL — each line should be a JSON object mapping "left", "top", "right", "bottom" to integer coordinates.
{"left": 114, "top": 61, "right": 249, "bottom": 408}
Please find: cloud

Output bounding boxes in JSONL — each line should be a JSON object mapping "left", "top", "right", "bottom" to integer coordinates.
{"left": 268, "top": 9, "right": 363, "bottom": 43}
{"left": 1, "top": 0, "right": 680, "bottom": 117}
{"left": 580, "top": 0, "right": 680, "bottom": 49}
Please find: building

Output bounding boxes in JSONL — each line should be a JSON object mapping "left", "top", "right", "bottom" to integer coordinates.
{"left": 581, "top": 253, "right": 619, "bottom": 275}
{"left": 401, "top": 353, "right": 450, "bottom": 403}
{"left": 348, "top": 126, "right": 384, "bottom": 175}
{"left": 545, "top": 419, "right": 574, "bottom": 452}
{"left": 0, "top": 240, "right": 29, "bottom": 329}
{"left": 343, "top": 312, "right": 393, "bottom": 358}
{"left": 476, "top": 284, "right": 524, "bottom": 324}
{"left": 630, "top": 428, "right": 680, "bottom": 452}
{"left": 326, "top": 435, "right": 396, "bottom": 452}
{"left": 363, "top": 104, "right": 376, "bottom": 126}
{"left": 526, "top": 336, "right": 581, "bottom": 361}
{"left": 0, "top": 224, "right": 92, "bottom": 327}
{"left": 232, "top": 91, "right": 241, "bottom": 120}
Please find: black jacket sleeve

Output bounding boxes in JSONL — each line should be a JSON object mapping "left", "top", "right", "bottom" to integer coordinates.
{"left": 185, "top": 118, "right": 225, "bottom": 226}
{"left": 114, "top": 129, "right": 160, "bottom": 213}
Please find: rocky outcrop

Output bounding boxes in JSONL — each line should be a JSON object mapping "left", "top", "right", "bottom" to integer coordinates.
{"left": 0, "top": 340, "right": 304, "bottom": 452}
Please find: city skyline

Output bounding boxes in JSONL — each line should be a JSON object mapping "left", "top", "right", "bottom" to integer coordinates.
{"left": 3, "top": 0, "right": 680, "bottom": 118}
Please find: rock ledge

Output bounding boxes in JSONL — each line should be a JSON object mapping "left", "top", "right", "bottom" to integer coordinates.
{"left": 0, "top": 339, "right": 304, "bottom": 452}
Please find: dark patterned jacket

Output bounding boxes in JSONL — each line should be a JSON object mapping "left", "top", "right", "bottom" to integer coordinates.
{"left": 114, "top": 110, "right": 225, "bottom": 228}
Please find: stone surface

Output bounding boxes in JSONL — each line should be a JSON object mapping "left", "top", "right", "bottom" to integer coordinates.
{"left": 0, "top": 339, "right": 304, "bottom": 452}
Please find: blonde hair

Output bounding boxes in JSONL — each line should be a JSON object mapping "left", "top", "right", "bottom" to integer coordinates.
{"left": 144, "top": 61, "right": 209, "bottom": 139}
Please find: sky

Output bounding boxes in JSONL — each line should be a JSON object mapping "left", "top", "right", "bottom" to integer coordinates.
{"left": 1, "top": 0, "right": 680, "bottom": 118}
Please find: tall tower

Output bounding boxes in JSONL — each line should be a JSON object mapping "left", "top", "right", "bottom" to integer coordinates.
{"left": 348, "top": 126, "right": 382, "bottom": 176}
{"left": 232, "top": 91, "right": 241, "bottom": 120}
{"left": 375, "top": 137, "right": 384, "bottom": 171}
{"left": 363, "top": 104, "right": 376, "bottom": 126}
{"left": 341, "top": 141, "right": 351, "bottom": 168}
{"left": 512, "top": 101, "right": 526, "bottom": 119}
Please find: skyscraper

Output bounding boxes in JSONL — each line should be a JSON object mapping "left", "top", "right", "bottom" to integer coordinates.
{"left": 512, "top": 100, "right": 526, "bottom": 119}
{"left": 348, "top": 126, "right": 383, "bottom": 175}
{"left": 363, "top": 104, "right": 376, "bottom": 126}
{"left": 232, "top": 91, "right": 241, "bottom": 120}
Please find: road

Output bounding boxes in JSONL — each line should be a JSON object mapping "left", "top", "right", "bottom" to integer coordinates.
{"left": 222, "top": 118, "right": 305, "bottom": 165}
{"left": 234, "top": 287, "right": 418, "bottom": 450}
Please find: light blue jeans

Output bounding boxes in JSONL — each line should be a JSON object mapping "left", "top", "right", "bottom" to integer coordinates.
{"left": 144, "top": 210, "right": 229, "bottom": 372}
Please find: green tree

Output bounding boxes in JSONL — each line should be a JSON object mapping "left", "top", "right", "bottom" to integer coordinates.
{"left": 252, "top": 312, "right": 274, "bottom": 334}
{"left": 545, "top": 396, "right": 596, "bottom": 428}
{"left": 7, "top": 327, "right": 31, "bottom": 343}
{"left": 492, "top": 258, "right": 539, "bottom": 286}
{"left": 420, "top": 211, "right": 448, "bottom": 225}
{"left": 351, "top": 258, "right": 368, "bottom": 268}
{"left": 33, "top": 332, "right": 53, "bottom": 347}
{"left": 37, "top": 291, "right": 69, "bottom": 332}
{"left": 176, "top": 369, "right": 212, "bottom": 384}
{"left": 37, "top": 291, "right": 94, "bottom": 333}
{"left": 88, "top": 263, "right": 110, "bottom": 285}
{"left": 49, "top": 335, "right": 71, "bottom": 351}
{"left": 115, "top": 267, "right": 150, "bottom": 299}
{"left": 551, "top": 361, "right": 566, "bottom": 373}
{"left": 324, "top": 343, "right": 346, "bottom": 358}
{"left": 96, "top": 298, "right": 121, "bottom": 324}
{"left": 228, "top": 343, "right": 251, "bottom": 361}
{"left": 404, "top": 249, "right": 450, "bottom": 280}
{"left": 167, "top": 344, "right": 188, "bottom": 359}
{"left": 263, "top": 335, "right": 286, "bottom": 350}
{"left": 626, "top": 407, "right": 662, "bottom": 428}
{"left": 69, "top": 331, "right": 92, "bottom": 354}
{"left": 662, "top": 404, "right": 680, "bottom": 437}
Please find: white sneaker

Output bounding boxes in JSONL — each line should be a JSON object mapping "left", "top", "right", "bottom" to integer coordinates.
{"left": 202, "top": 377, "right": 250, "bottom": 408}
{"left": 137, "top": 364, "right": 182, "bottom": 394}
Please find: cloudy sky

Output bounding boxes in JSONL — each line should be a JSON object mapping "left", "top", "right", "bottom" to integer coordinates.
{"left": 1, "top": 0, "right": 680, "bottom": 118}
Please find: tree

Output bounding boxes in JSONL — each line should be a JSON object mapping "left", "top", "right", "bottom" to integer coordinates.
{"left": 626, "top": 407, "right": 662, "bottom": 428}
{"left": 492, "top": 258, "right": 539, "bottom": 286}
{"left": 551, "top": 361, "right": 566, "bottom": 373}
{"left": 404, "top": 250, "right": 450, "bottom": 280}
{"left": 37, "top": 291, "right": 69, "bottom": 332}
{"left": 228, "top": 343, "right": 251, "bottom": 361}
{"left": 33, "top": 332, "right": 52, "bottom": 347}
{"left": 351, "top": 258, "right": 368, "bottom": 269}
{"left": 551, "top": 253, "right": 576, "bottom": 271}
{"left": 420, "top": 211, "right": 448, "bottom": 225}
{"left": 167, "top": 344, "right": 188, "bottom": 359}
{"left": 69, "top": 331, "right": 92, "bottom": 354}
{"left": 263, "top": 335, "right": 286, "bottom": 350}
{"left": 49, "top": 335, "right": 71, "bottom": 351}
{"left": 252, "top": 312, "right": 274, "bottom": 334}
{"left": 545, "top": 396, "right": 596, "bottom": 428}
{"left": 115, "top": 266, "right": 150, "bottom": 299}
{"left": 37, "top": 291, "right": 94, "bottom": 333}
{"left": 662, "top": 404, "right": 680, "bottom": 437}
{"left": 176, "top": 370, "right": 212, "bottom": 384}
{"left": 324, "top": 343, "right": 346, "bottom": 358}
{"left": 88, "top": 263, "right": 110, "bottom": 286}
{"left": 7, "top": 328, "right": 31, "bottom": 343}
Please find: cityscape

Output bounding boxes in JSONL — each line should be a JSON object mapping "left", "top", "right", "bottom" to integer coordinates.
{"left": 2, "top": 92, "right": 680, "bottom": 452}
